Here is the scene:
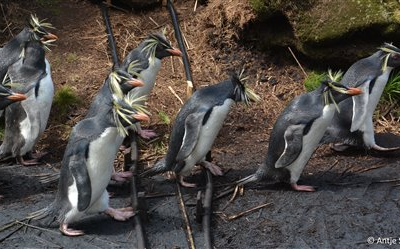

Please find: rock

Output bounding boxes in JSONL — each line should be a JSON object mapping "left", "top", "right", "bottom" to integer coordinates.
{"left": 247, "top": 0, "right": 400, "bottom": 65}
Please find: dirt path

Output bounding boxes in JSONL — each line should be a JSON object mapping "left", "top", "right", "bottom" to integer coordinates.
{"left": 0, "top": 0, "right": 399, "bottom": 248}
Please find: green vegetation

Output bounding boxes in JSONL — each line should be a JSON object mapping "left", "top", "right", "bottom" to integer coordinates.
{"left": 66, "top": 53, "right": 79, "bottom": 63}
{"left": 383, "top": 70, "right": 400, "bottom": 103}
{"left": 53, "top": 85, "right": 81, "bottom": 117}
{"left": 303, "top": 71, "right": 326, "bottom": 92}
{"left": 158, "top": 111, "right": 171, "bottom": 125}
{"left": 303, "top": 70, "right": 343, "bottom": 92}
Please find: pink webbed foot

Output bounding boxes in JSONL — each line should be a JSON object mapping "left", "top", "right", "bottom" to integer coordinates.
{"left": 200, "top": 161, "right": 224, "bottom": 176}
{"left": 60, "top": 223, "right": 84, "bottom": 236}
{"left": 17, "top": 156, "right": 42, "bottom": 166}
{"left": 30, "top": 151, "right": 49, "bottom": 159}
{"left": 291, "top": 183, "right": 316, "bottom": 192}
{"left": 111, "top": 171, "right": 133, "bottom": 182}
{"left": 138, "top": 129, "right": 157, "bottom": 140}
{"left": 104, "top": 207, "right": 136, "bottom": 221}
{"left": 179, "top": 175, "right": 196, "bottom": 188}
{"left": 330, "top": 143, "right": 351, "bottom": 152}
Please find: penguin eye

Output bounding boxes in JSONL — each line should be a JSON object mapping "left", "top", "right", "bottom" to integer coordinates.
{"left": 392, "top": 54, "right": 400, "bottom": 60}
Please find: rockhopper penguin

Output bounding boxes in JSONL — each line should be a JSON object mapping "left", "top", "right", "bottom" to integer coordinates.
{"left": 29, "top": 70, "right": 150, "bottom": 236}
{"left": 121, "top": 31, "right": 182, "bottom": 139}
{"left": 141, "top": 74, "right": 259, "bottom": 187}
{"left": 237, "top": 76, "right": 362, "bottom": 192}
{"left": 0, "top": 39, "right": 56, "bottom": 166}
{"left": 322, "top": 43, "right": 400, "bottom": 151}
{"left": 0, "top": 14, "right": 57, "bottom": 81}
{"left": 85, "top": 69, "right": 144, "bottom": 182}
{"left": 117, "top": 32, "right": 182, "bottom": 178}
{"left": 0, "top": 83, "right": 27, "bottom": 200}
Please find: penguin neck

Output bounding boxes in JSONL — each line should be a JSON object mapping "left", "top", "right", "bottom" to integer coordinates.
{"left": 131, "top": 56, "right": 162, "bottom": 101}
{"left": 327, "top": 90, "right": 351, "bottom": 105}
{"left": 11, "top": 28, "right": 31, "bottom": 47}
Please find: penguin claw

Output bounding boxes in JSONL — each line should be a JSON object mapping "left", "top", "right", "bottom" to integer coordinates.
{"left": 30, "top": 151, "right": 49, "bottom": 159}
{"left": 111, "top": 171, "right": 133, "bottom": 182}
{"left": 371, "top": 144, "right": 400, "bottom": 152}
{"left": 105, "top": 207, "right": 136, "bottom": 221}
{"left": 138, "top": 129, "right": 157, "bottom": 139}
{"left": 291, "top": 184, "right": 316, "bottom": 192}
{"left": 60, "top": 224, "right": 84, "bottom": 237}
{"left": 17, "top": 156, "right": 42, "bottom": 166}
{"left": 330, "top": 143, "right": 351, "bottom": 152}
{"left": 200, "top": 161, "right": 224, "bottom": 176}
{"left": 179, "top": 176, "right": 196, "bottom": 188}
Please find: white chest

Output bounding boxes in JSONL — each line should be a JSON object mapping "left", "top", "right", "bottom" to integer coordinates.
{"left": 18, "top": 59, "right": 54, "bottom": 154}
{"left": 367, "top": 68, "right": 392, "bottom": 117}
{"left": 86, "top": 127, "right": 120, "bottom": 203}
{"left": 133, "top": 58, "right": 161, "bottom": 102}
{"left": 37, "top": 59, "right": 54, "bottom": 133}
{"left": 181, "top": 99, "right": 234, "bottom": 174}
{"left": 286, "top": 105, "right": 336, "bottom": 181}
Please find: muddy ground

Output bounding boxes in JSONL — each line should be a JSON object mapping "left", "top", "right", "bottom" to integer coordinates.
{"left": 0, "top": 0, "right": 399, "bottom": 248}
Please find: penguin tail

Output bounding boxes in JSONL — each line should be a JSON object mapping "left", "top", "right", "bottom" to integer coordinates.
{"left": 140, "top": 158, "right": 168, "bottom": 178}
{"left": 235, "top": 174, "right": 260, "bottom": 185}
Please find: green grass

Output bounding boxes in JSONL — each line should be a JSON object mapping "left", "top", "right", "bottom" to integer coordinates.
{"left": 158, "top": 111, "right": 171, "bottom": 125}
{"left": 383, "top": 70, "right": 400, "bottom": 103}
{"left": 303, "top": 70, "right": 343, "bottom": 92}
{"left": 53, "top": 85, "right": 81, "bottom": 117}
{"left": 66, "top": 53, "right": 79, "bottom": 63}
{"left": 303, "top": 71, "right": 326, "bottom": 91}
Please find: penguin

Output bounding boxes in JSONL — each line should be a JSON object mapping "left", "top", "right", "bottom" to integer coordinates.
{"left": 322, "top": 43, "right": 400, "bottom": 151}
{"left": 121, "top": 32, "right": 182, "bottom": 139}
{"left": 0, "top": 39, "right": 55, "bottom": 165}
{"left": 141, "top": 74, "right": 259, "bottom": 187}
{"left": 84, "top": 69, "right": 144, "bottom": 182}
{"left": 30, "top": 71, "right": 150, "bottom": 236}
{"left": 237, "top": 77, "right": 362, "bottom": 191}
{"left": 0, "top": 85, "right": 27, "bottom": 200}
{"left": 0, "top": 14, "right": 57, "bottom": 81}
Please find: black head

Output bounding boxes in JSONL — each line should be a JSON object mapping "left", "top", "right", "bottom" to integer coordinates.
{"left": 320, "top": 79, "right": 362, "bottom": 106}
{"left": 230, "top": 74, "right": 260, "bottom": 104}
{"left": 0, "top": 84, "right": 26, "bottom": 109}
{"left": 28, "top": 14, "right": 58, "bottom": 48}
{"left": 111, "top": 69, "right": 144, "bottom": 94}
{"left": 379, "top": 43, "right": 400, "bottom": 69}
{"left": 142, "top": 32, "right": 182, "bottom": 60}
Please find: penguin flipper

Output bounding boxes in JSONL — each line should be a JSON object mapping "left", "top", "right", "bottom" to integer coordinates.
{"left": 275, "top": 124, "right": 305, "bottom": 168}
{"left": 68, "top": 141, "right": 92, "bottom": 212}
{"left": 176, "top": 112, "right": 206, "bottom": 161}
{"left": 350, "top": 81, "right": 370, "bottom": 132}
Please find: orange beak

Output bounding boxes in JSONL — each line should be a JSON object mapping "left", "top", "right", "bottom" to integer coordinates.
{"left": 41, "top": 33, "right": 58, "bottom": 41}
{"left": 129, "top": 78, "right": 144, "bottom": 88}
{"left": 7, "top": 93, "right": 27, "bottom": 101}
{"left": 346, "top": 87, "right": 363, "bottom": 96}
{"left": 133, "top": 113, "right": 150, "bottom": 123}
{"left": 166, "top": 48, "right": 182, "bottom": 57}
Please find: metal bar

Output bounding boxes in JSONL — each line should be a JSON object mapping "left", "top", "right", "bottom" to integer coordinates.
{"left": 100, "top": 2, "right": 120, "bottom": 67}
{"left": 166, "top": 0, "right": 195, "bottom": 96}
